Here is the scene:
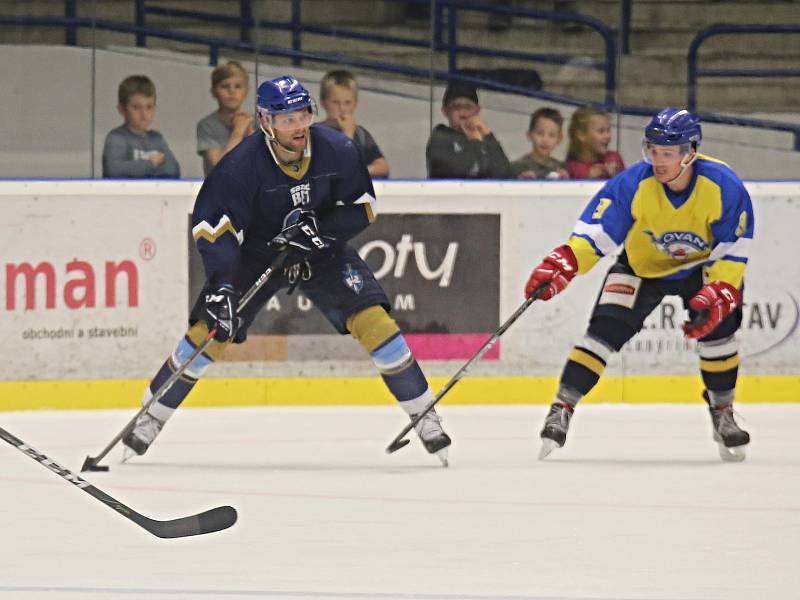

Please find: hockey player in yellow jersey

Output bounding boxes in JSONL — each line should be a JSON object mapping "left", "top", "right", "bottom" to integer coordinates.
{"left": 525, "top": 107, "right": 754, "bottom": 462}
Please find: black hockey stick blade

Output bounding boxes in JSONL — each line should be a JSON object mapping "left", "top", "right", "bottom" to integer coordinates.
{"left": 130, "top": 505, "right": 238, "bottom": 539}
{"left": 1, "top": 426, "right": 238, "bottom": 539}
{"left": 386, "top": 438, "right": 411, "bottom": 453}
{"left": 81, "top": 455, "right": 109, "bottom": 472}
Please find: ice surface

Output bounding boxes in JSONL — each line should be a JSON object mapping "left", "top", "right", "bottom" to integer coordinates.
{"left": 1, "top": 404, "right": 798, "bottom": 600}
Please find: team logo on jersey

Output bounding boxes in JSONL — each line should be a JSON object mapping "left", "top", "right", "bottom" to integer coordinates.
{"left": 644, "top": 230, "right": 708, "bottom": 260}
{"left": 343, "top": 264, "right": 364, "bottom": 294}
{"left": 282, "top": 207, "right": 307, "bottom": 228}
{"left": 289, "top": 182, "right": 311, "bottom": 206}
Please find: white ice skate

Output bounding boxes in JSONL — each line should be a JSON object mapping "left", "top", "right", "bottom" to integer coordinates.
{"left": 122, "top": 412, "right": 165, "bottom": 462}
{"left": 412, "top": 409, "right": 451, "bottom": 467}
{"left": 710, "top": 406, "right": 749, "bottom": 463}
{"left": 538, "top": 401, "right": 574, "bottom": 460}
{"left": 704, "top": 392, "right": 749, "bottom": 462}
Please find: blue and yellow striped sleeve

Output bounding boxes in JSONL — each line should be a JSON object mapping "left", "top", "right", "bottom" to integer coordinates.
{"left": 704, "top": 174, "right": 754, "bottom": 289}
{"left": 566, "top": 167, "right": 639, "bottom": 274}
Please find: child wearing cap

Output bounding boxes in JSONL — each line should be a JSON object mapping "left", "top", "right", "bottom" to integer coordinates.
{"left": 425, "top": 82, "right": 513, "bottom": 179}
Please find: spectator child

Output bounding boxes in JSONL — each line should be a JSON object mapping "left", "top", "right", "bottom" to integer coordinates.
{"left": 565, "top": 106, "right": 624, "bottom": 179}
{"left": 426, "top": 82, "right": 513, "bottom": 179}
{"left": 319, "top": 69, "right": 389, "bottom": 178}
{"left": 102, "top": 75, "right": 180, "bottom": 179}
{"left": 511, "top": 107, "right": 568, "bottom": 179}
{"left": 196, "top": 61, "right": 255, "bottom": 176}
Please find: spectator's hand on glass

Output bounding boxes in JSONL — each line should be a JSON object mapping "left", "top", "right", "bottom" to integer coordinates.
{"left": 517, "top": 170, "right": 537, "bottom": 179}
{"left": 148, "top": 151, "right": 166, "bottom": 167}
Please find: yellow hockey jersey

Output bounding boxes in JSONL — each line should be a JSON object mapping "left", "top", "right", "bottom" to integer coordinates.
{"left": 566, "top": 154, "right": 754, "bottom": 288}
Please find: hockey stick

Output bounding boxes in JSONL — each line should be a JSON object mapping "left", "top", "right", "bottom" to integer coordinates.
{"left": 1, "top": 426, "right": 237, "bottom": 538}
{"left": 386, "top": 290, "right": 542, "bottom": 454}
{"left": 81, "top": 251, "right": 288, "bottom": 473}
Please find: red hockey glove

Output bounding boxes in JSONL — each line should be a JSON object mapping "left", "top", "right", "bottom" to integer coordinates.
{"left": 682, "top": 281, "right": 741, "bottom": 339}
{"left": 525, "top": 244, "right": 578, "bottom": 301}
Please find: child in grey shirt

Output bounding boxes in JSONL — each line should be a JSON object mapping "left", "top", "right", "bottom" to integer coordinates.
{"left": 196, "top": 61, "right": 254, "bottom": 176}
{"left": 102, "top": 75, "right": 180, "bottom": 179}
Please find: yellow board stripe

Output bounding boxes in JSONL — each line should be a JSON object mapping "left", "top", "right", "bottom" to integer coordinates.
{"left": 0, "top": 375, "right": 798, "bottom": 411}
{"left": 700, "top": 355, "right": 741, "bottom": 373}
{"left": 568, "top": 348, "right": 606, "bottom": 376}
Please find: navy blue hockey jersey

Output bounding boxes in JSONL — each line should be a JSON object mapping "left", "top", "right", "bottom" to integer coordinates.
{"left": 191, "top": 124, "right": 376, "bottom": 285}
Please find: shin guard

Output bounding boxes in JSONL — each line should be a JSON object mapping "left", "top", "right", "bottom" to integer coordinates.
{"left": 558, "top": 333, "right": 614, "bottom": 400}
{"left": 144, "top": 322, "right": 228, "bottom": 415}
{"left": 348, "top": 306, "right": 431, "bottom": 404}
{"left": 698, "top": 335, "right": 740, "bottom": 394}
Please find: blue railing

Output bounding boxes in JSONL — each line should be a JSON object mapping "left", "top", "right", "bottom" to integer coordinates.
{"left": 0, "top": 12, "right": 604, "bottom": 108}
{"left": 688, "top": 24, "right": 800, "bottom": 111}
{"left": 620, "top": 0, "right": 631, "bottom": 55}
{"left": 4, "top": 2, "right": 800, "bottom": 151}
{"left": 687, "top": 24, "right": 800, "bottom": 150}
{"left": 133, "top": 0, "right": 618, "bottom": 106}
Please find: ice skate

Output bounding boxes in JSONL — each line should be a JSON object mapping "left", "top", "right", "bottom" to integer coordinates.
{"left": 122, "top": 411, "right": 165, "bottom": 461}
{"left": 412, "top": 409, "right": 451, "bottom": 467}
{"left": 704, "top": 391, "right": 749, "bottom": 462}
{"left": 538, "top": 401, "right": 574, "bottom": 460}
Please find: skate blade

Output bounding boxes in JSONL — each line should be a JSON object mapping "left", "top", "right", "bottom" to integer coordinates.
{"left": 435, "top": 448, "right": 449, "bottom": 468}
{"left": 121, "top": 446, "right": 136, "bottom": 464}
{"left": 718, "top": 443, "right": 746, "bottom": 462}
{"left": 538, "top": 438, "right": 560, "bottom": 461}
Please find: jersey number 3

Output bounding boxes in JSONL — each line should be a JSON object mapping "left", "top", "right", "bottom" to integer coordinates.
{"left": 592, "top": 198, "right": 612, "bottom": 220}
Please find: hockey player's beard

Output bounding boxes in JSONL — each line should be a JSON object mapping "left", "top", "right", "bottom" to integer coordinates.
{"left": 271, "top": 131, "right": 307, "bottom": 163}
{"left": 270, "top": 129, "right": 309, "bottom": 162}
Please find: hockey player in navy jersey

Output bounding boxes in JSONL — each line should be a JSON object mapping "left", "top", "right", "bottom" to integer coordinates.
{"left": 526, "top": 108, "right": 753, "bottom": 462}
{"left": 122, "top": 75, "right": 451, "bottom": 465}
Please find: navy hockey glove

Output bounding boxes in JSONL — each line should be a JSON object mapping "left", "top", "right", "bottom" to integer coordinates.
{"left": 268, "top": 211, "right": 333, "bottom": 257}
{"left": 204, "top": 284, "right": 242, "bottom": 342}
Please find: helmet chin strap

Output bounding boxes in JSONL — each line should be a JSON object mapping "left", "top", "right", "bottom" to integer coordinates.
{"left": 663, "top": 151, "right": 697, "bottom": 185}
{"left": 259, "top": 120, "right": 305, "bottom": 164}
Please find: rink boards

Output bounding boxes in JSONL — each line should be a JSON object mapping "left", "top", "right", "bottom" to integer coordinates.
{"left": 1, "top": 180, "right": 798, "bottom": 409}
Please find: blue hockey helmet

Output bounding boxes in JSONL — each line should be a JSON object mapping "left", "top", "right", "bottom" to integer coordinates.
{"left": 256, "top": 75, "right": 314, "bottom": 117}
{"left": 644, "top": 108, "right": 702, "bottom": 147}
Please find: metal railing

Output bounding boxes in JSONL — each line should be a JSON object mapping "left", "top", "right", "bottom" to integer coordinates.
{"left": 688, "top": 24, "right": 800, "bottom": 110}
{"left": 687, "top": 24, "right": 800, "bottom": 150}
{"left": 132, "top": 0, "right": 618, "bottom": 106}
{"left": 4, "top": 2, "right": 800, "bottom": 151}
